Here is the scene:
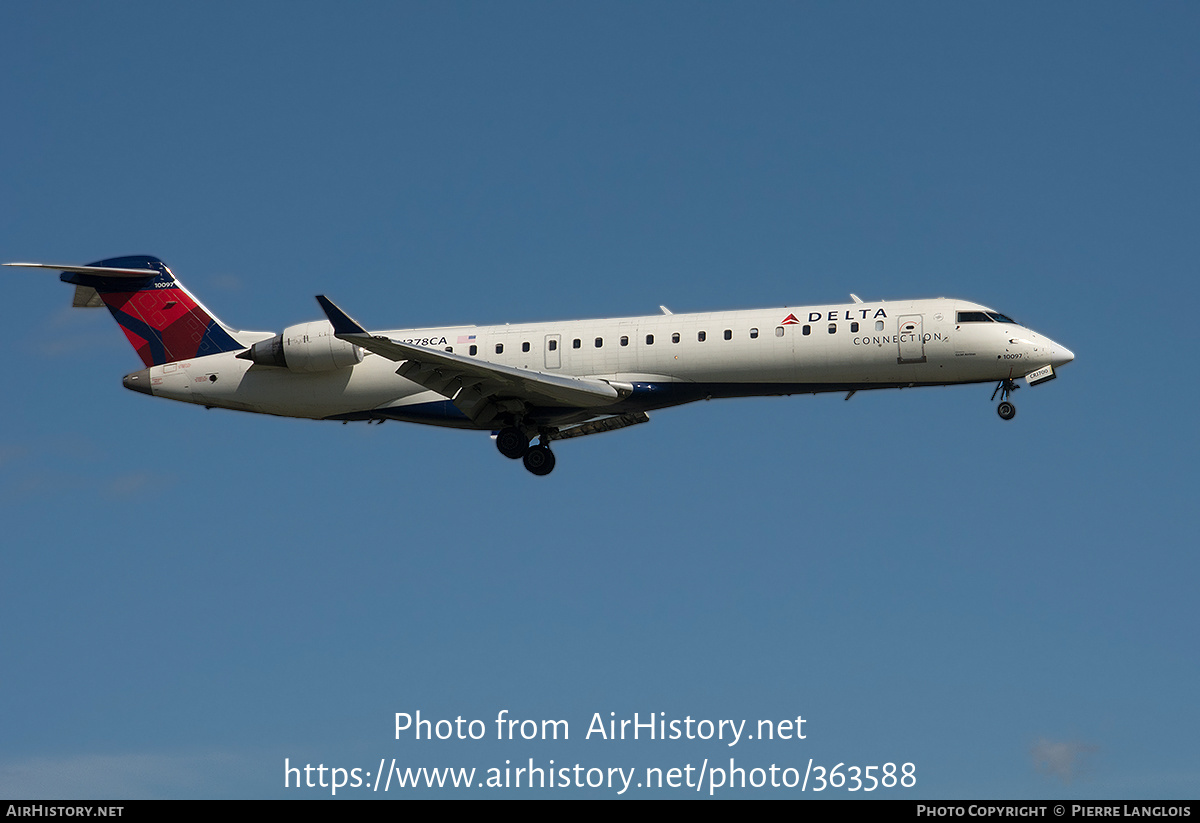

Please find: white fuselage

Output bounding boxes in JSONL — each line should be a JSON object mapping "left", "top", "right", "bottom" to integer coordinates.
{"left": 139, "top": 297, "right": 1073, "bottom": 428}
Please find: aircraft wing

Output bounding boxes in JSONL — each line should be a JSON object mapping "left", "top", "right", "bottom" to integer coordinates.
{"left": 316, "top": 296, "right": 630, "bottom": 425}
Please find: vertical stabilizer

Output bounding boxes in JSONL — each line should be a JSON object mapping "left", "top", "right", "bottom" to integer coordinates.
{"left": 6, "top": 255, "right": 245, "bottom": 366}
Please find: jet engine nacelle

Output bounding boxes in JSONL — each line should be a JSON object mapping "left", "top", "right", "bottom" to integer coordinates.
{"left": 241, "top": 321, "right": 364, "bottom": 373}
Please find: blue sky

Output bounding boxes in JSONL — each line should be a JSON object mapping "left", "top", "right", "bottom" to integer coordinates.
{"left": 1, "top": 2, "right": 1197, "bottom": 799}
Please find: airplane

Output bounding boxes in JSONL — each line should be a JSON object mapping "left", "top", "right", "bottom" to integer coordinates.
{"left": 6, "top": 255, "right": 1074, "bottom": 475}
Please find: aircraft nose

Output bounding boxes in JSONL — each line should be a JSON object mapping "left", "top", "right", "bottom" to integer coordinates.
{"left": 1052, "top": 344, "right": 1075, "bottom": 368}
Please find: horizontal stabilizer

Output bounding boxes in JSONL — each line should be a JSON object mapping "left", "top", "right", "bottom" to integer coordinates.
{"left": 4, "top": 262, "right": 162, "bottom": 278}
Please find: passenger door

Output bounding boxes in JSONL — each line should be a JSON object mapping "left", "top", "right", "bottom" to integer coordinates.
{"left": 897, "top": 315, "right": 926, "bottom": 364}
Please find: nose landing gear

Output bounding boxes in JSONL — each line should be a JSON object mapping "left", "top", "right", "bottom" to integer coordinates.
{"left": 991, "top": 378, "right": 1018, "bottom": 421}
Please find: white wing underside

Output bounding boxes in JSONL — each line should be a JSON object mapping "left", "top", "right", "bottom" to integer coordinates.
{"left": 316, "top": 296, "right": 629, "bottom": 426}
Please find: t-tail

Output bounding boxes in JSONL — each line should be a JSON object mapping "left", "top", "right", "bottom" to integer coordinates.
{"left": 5, "top": 255, "right": 247, "bottom": 367}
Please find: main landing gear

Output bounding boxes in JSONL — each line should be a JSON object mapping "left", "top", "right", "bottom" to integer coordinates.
{"left": 991, "top": 378, "right": 1018, "bottom": 421}
{"left": 495, "top": 425, "right": 556, "bottom": 476}
{"left": 493, "top": 413, "right": 649, "bottom": 476}
{"left": 522, "top": 444, "right": 556, "bottom": 476}
{"left": 495, "top": 426, "right": 530, "bottom": 459}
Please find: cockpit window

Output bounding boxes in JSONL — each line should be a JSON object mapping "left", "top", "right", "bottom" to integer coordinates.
{"left": 957, "top": 311, "right": 1018, "bottom": 324}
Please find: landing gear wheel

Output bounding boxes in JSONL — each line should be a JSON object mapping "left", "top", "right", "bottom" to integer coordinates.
{"left": 523, "top": 445, "right": 556, "bottom": 476}
{"left": 495, "top": 426, "right": 530, "bottom": 459}
{"left": 992, "top": 379, "right": 1018, "bottom": 421}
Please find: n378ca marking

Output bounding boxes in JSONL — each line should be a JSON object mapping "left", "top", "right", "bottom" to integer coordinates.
{"left": 6, "top": 256, "right": 1074, "bottom": 475}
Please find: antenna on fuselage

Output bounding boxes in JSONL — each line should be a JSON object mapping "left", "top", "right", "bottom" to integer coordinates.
{"left": 850, "top": 294, "right": 863, "bottom": 303}
{"left": 659, "top": 306, "right": 673, "bottom": 315}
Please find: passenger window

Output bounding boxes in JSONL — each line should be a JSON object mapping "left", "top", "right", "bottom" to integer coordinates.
{"left": 724, "top": 329, "right": 732, "bottom": 340}
{"left": 548, "top": 339, "right": 557, "bottom": 351}
{"left": 750, "top": 328, "right": 758, "bottom": 339}
{"left": 698, "top": 331, "right": 706, "bottom": 342}
{"left": 828, "top": 323, "right": 836, "bottom": 334}
{"left": 620, "top": 336, "right": 629, "bottom": 347}
{"left": 775, "top": 326, "right": 784, "bottom": 337}
{"left": 646, "top": 334, "right": 654, "bottom": 345}
{"left": 875, "top": 320, "right": 884, "bottom": 332}
{"left": 522, "top": 341, "right": 530, "bottom": 353}
{"left": 573, "top": 339, "right": 581, "bottom": 349}
{"left": 495, "top": 343, "right": 504, "bottom": 354}
{"left": 469, "top": 345, "right": 477, "bottom": 356}
{"left": 802, "top": 325, "right": 811, "bottom": 335}
{"left": 672, "top": 333, "right": 680, "bottom": 343}
{"left": 595, "top": 337, "right": 603, "bottom": 348}
{"left": 851, "top": 322, "right": 859, "bottom": 333}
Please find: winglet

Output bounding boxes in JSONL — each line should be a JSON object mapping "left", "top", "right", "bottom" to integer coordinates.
{"left": 315, "top": 295, "right": 368, "bottom": 337}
